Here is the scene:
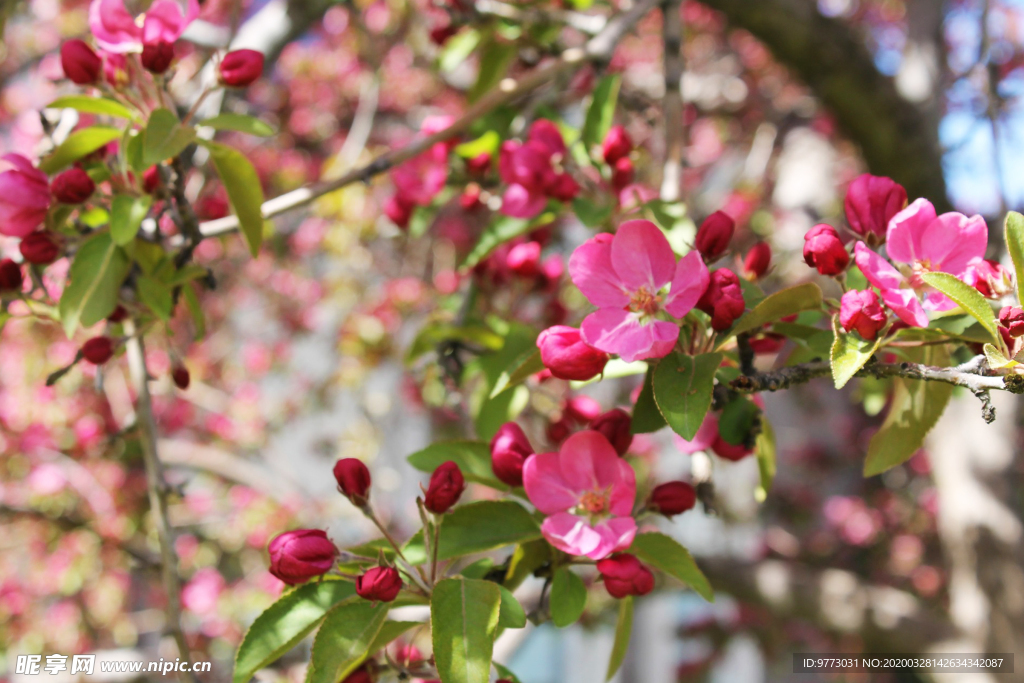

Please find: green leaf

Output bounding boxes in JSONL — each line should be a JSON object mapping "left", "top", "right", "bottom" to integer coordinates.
{"left": 652, "top": 352, "right": 722, "bottom": 441}
{"left": 631, "top": 368, "right": 667, "bottom": 434}
{"left": 46, "top": 96, "right": 135, "bottom": 120}
{"left": 306, "top": 599, "right": 387, "bottom": 683}
{"left": 110, "top": 194, "right": 153, "bottom": 246}
{"left": 719, "top": 282, "right": 823, "bottom": 345}
{"left": 143, "top": 108, "right": 196, "bottom": 167}
{"left": 497, "top": 586, "right": 526, "bottom": 629}
{"left": 59, "top": 233, "right": 130, "bottom": 336}
{"left": 468, "top": 39, "right": 517, "bottom": 102}
{"left": 406, "top": 440, "right": 504, "bottom": 489}
{"left": 581, "top": 75, "right": 622, "bottom": 151}
{"left": 233, "top": 580, "right": 355, "bottom": 683}
{"left": 984, "top": 342, "right": 1019, "bottom": 369}
{"left": 200, "top": 113, "right": 275, "bottom": 137}
{"left": 137, "top": 275, "right": 173, "bottom": 321}
{"left": 755, "top": 416, "right": 776, "bottom": 500}
{"left": 606, "top": 596, "right": 633, "bottom": 681}
{"left": 455, "top": 130, "right": 500, "bottom": 159}
{"left": 39, "top": 127, "right": 122, "bottom": 174}
{"left": 863, "top": 346, "right": 953, "bottom": 476}
{"left": 493, "top": 663, "right": 522, "bottom": 683}
{"left": 406, "top": 323, "right": 504, "bottom": 363}
{"left": 1005, "top": 211, "right": 1024, "bottom": 305}
{"left": 717, "top": 397, "right": 759, "bottom": 446}
{"left": 920, "top": 272, "right": 1000, "bottom": 347}
{"left": 550, "top": 568, "right": 587, "bottom": 628}
{"left": 204, "top": 141, "right": 266, "bottom": 256}
{"left": 431, "top": 578, "right": 502, "bottom": 683}
{"left": 366, "top": 620, "right": 421, "bottom": 655}
{"left": 830, "top": 316, "right": 882, "bottom": 389}
{"left": 182, "top": 284, "right": 206, "bottom": 339}
{"left": 403, "top": 501, "right": 541, "bottom": 564}
{"left": 489, "top": 349, "right": 545, "bottom": 398}
{"left": 572, "top": 198, "right": 612, "bottom": 228}
{"left": 439, "top": 29, "right": 480, "bottom": 73}
{"left": 504, "top": 540, "right": 551, "bottom": 591}
{"left": 461, "top": 215, "right": 533, "bottom": 269}
{"left": 629, "top": 532, "right": 713, "bottom": 601}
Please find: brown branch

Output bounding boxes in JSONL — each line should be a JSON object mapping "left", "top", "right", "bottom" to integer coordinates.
{"left": 196, "top": 0, "right": 661, "bottom": 239}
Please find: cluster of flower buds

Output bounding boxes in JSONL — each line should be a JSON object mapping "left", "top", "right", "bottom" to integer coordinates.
{"left": 601, "top": 125, "right": 634, "bottom": 192}
{"left": 499, "top": 119, "right": 579, "bottom": 218}
{"left": 596, "top": 553, "right": 654, "bottom": 598}
{"left": 696, "top": 268, "right": 745, "bottom": 331}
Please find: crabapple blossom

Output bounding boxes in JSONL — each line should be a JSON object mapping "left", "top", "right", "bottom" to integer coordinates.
{"left": 589, "top": 409, "right": 632, "bottom": 456}
{"left": 999, "top": 306, "right": 1024, "bottom": 337}
{"left": 355, "top": 566, "right": 402, "bottom": 602}
{"left": 89, "top": 0, "right": 200, "bottom": 53}
{"left": 490, "top": 422, "right": 534, "bottom": 487}
{"left": 267, "top": 529, "right": 337, "bottom": 585}
{"left": 694, "top": 211, "right": 735, "bottom": 261}
{"left": 0, "top": 154, "right": 51, "bottom": 237}
{"left": 536, "top": 326, "right": 609, "bottom": 381}
{"left": 60, "top": 40, "right": 102, "bottom": 84}
{"left": 844, "top": 173, "right": 907, "bottom": 245}
{"left": 839, "top": 289, "right": 887, "bottom": 340}
{"left": 803, "top": 224, "right": 849, "bottom": 276}
{"left": 499, "top": 119, "right": 578, "bottom": 218}
{"left": 333, "top": 458, "right": 372, "bottom": 506}
{"left": 424, "top": 461, "right": 465, "bottom": 513}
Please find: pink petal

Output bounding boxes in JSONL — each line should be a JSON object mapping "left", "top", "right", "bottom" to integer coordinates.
{"left": 580, "top": 308, "right": 679, "bottom": 362}
{"left": 880, "top": 288, "right": 929, "bottom": 327}
{"left": 558, "top": 430, "right": 622, "bottom": 493}
{"left": 610, "top": 220, "right": 676, "bottom": 293}
{"left": 569, "top": 234, "right": 630, "bottom": 308}
{"left": 927, "top": 212, "right": 989, "bottom": 275}
{"left": 886, "top": 198, "right": 937, "bottom": 265}
{"left": 664, "top": 250, "right": 709, "bottom": 318}
{"left": 854, "top": 242, "right": 905, "bottom": 291}
{"left": 923, "top": 289, "right": 957, "bottom": 313}
{"left": 541, "top": 513, "right": 602, "bottom": 557}
{"left": 501, "top": 184, "right": 546, "bottom": 218}
{"left": 608, "top": 459, "right": 637, "bottom": 517}
{"left": 523, "top": 452, "right": 577, "bottom": 514}
{"left": 142, "top": 0, "right": 200, "bottom": 44}
{"left": 588, "top": 518, "right": 638, "bottom": 560}
{"left": 673, "top": 415, "right": 718, "bottom": 453}
{"left": 89, "top": 0, "right": 143, "bottom": 53}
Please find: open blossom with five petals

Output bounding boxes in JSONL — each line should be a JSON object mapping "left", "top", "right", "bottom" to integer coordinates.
{"left": 569, "top": 220, "right": 709, "bottom": 362}
{"left": 853, "top": 198, "right": 988, "bottom": 327}
{"left": 523, "top": 431, "right": 637, "bottom": 560}
{"left": 89, "top": 0, "right": 199, "bottom": 54}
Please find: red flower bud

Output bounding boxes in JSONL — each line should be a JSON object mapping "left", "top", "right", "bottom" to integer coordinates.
{"left": 51, "top": 168, "right": 95, "bottom": 204}
{"left": 107, "top": 305, "right": 128, "bottom": 323}
{"left": 999, "top": 305, "right": 1024, "bottom": 338}
{"left": 840, "top": 289, "right": 887, "bottom": 340}
{"left": 19, "top": 232, "right": 61, "bottom": 265}
{"left": 696, "top": 268, "right": 745, "bottom": 331}
{"left": 694, "top": 211, "right": 735, "bottom": 261}
{"left": 342, "top": 666, "right": 374, "bottom": 683}
{"left": 142, "top": 166, "right": 162, "bottom": 194}
{"left": 596, "top": 554, "right": 655, "bottom": 598}
{"left": 384, "top": 195, "right": 414, "bottom": 229}
{"left": 61, "top": 40, "right": 102, "bottom": 85}
{"left": 466, "top": 153, "right": 491, "bottom": 176}
{"left": 564, "top": 395, "right": 601, "bottom": 423}
{"left": 172, "top": 365, "right": 190, "bottom": 390}
{"left": 460, "top": 184, "right": 483, "bottom": 211}
{"left": 742, "top": 242, "right": 771, "bottom": 280}
{"left": 844, "top": 173, "right": 906, "bottom": 245}
{"left": 424, "top": 461, "right": 465, "bottom": 513}
{"left": 507, "top": 241, "right": 542, "bottom": 278}
{"left": 649, "top": 481, "right": 696, "bottom": 516}
{"left": 219, "top": 49, "right": 265, "bottom": 87}
{"left": 490, "top": 422, "right": 534, "bottom": 487}
{"left": 601, "top": 125, "right": 632, "bottom": 165}
{"left": 589, "top": 409, "right": 632, "bottom": 456}
{"left": 610, "top": 157, "right": 634, "bottom": 193}
{"left": 549, "top": 173, "right": 579, "bottom": 202}
{"left": 536, "top": 325, "right": 609, "bottom": 381}
{"left": 803, "top": 224, "right": 849, "bottom": 275}
{"left": 268, "top": 529, "right": 337, "bottom": 585}
{"left": 0, "top": 258, "right": 23, "bottom": 291}
{"left": 355, "top": 566, "right": 403, "bottom": 602}
{"left": 81, "top": 336, "right": 115, "bottom": 365}
{"left": 141, "top": 40, "right": 175, "bottom": 74}
{"left": 333, "top": 458, "right": 372, "bottom": 506}
{"left": 711, "top": 436, "right": 752, "bottom": 461}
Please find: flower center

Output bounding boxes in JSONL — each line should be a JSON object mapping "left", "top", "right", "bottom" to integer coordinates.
{"left": 628, "top": 286, "right": 661, "bottom": 317}
{"left": 577, "top": 490, "right": 609, "bottom": 515}
{"left": 909, "top": 259, "right": 933, "bottom": 288}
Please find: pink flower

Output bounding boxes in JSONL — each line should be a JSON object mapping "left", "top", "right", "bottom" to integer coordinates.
{"left": 569, "top": 220, "right": 709, "bottom": 362}
{"left": 844, "top": 173, "right": 906, "bottom": 245}
{"left": 839, "top": 289, "right": 887, "bottom": 340}
{"left": 388, "top": 116, "right": 452, "bottom": 215}
{"left": 0, "top": 154, "right": 51, "bottom": 237}
{"left": 853, "top": 198, "right": 988, "bottom": 327}
{"left": 499, "top": 119, "right": 576, "bottom": 218}
{"left": 523, "top": 431, "right": 637, "bottom": 559}
{"left": 89, "top": 0, "right": 199, "bottom": 53}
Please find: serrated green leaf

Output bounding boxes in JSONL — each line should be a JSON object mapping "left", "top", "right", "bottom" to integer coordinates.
{"left": 46, "top": 96, "right": 135, "bottom": 120}
{"left": 110, "top": 194, "right": 152, "bottom": 246}
{"left": 920, "top": 271, "right": 1000, "bottom": 347}
{"left": 403, "top": 501, "right": 540, "bottom": 564}
{"left": 306, "top": 599, "right": 386, "bottom": 683}
{"left": 629, "top": 532, "right": 713, "bottom": 601}
{"left": 233, "top": 580, "right": 355, "bottom": 683}
{"left": 431, "top": 578, "right": 501, "bottom": 683}
{"left": 550, "top": 568, "right": 587, "bottom": 628}
{"left": 203, "top": 141, "right": 266, "bottom": 256}
{"left": 59, "top": 233, "right": 130, "bottom": 336}
{"left": 497, "top": 586, "right": 526, "bottom": 629}
{"left": 652, "top": 352, "right": 722, "bottom": 441}
{"left": 719, "top": 282, "right": 823, "bottom": 345}
{"left": 200, "top": 113, "right": 275, "bottom": 137}
{"left": 631, "top": 368, "right": 667, "bottom": 434}
{"left": 40, "top": 127, "right": 122, "bottom": 174}
{"left": 581, "top": 75, "right": 621, "bottom": 151}
{"left": 142, "top": 108, "right": 196, "bottom": 167}
{"left": 984, "top": 342, "right": 1019, "bottom": 369}
{"left": 1005, "top": 211, "right": 1024, "bottom": 305}
{"left": 406, "top": 440, "right": 504, "bottom": 489}
{"left": 606, "top": 596, "right": 633, "bottom": 681}
{"left": 830, "top": 316, "right": 883, "bottom": 389}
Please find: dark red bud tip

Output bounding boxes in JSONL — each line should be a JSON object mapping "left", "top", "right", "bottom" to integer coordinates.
{"left": 649, "top": 481, "right": 697, "bottom": 516}
{"left": 51, "top": 168, "right": 96, "bottom": 204}
{"left": 802, "top": 224, "right": 849, "bottom": 276}
{"left": 61, "top": 40, "right": 102, "bottom": 85}
{"left": 20, "top": 232, "right": 61, "bottom": 265}
{"left": 424, "top": 461, "right": 465, "bottom": 513}
{"left": 333, "top": 458, "right": 372, "bottom": 505}
{"left": 694, "top": 211, "right": 735, "bottom": 261}
{"left": 341, "top": 666, "right": 374, "bottom": 683}
{"left": 355, "top": 566, "right": 403, "bottom": 602}
{"left": 107, "top": 305, "right": 129, "bottom": 323}
{"left": 81, "top": 336, "right": 115, "bottom": 365}
{"left": 142, "top": 166, "right": 162, "bottom": 194}
{"left": 0, "top": 258, "right": 24, "bottom": 291}
{"left": 490, "top": 422, "right": 534, "bottom": 487}
{"left": 172, "top": 365, "right": 191, "bottom": 390}
{"left": 219, "top": 49, "right": 265, "bottom": 87}
{"left": 596, "top": 553, "right": 655, "bottom": 598}
{"left": 589, "top": 409, "right": 633, "bottom": 456}
{"left": 742, "top": 242, "right": 772, "bottom": 280}
{"left": 141, "top": 40, "right": 175, "bottom": 74}
{"left": 268, "top": 529, "right": 337, "bottom": 585}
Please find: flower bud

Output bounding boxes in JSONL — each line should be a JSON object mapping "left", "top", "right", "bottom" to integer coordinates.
{"left": 333, "top": 458, "right": 371, "bottom": 506}
{"left": 0, "top": 154, "right": 51, "bottom": 237}
{"left": 596, "top": 554, "right": 655, "bottom": 598}
{"left": 172, "top": 365, "right": 190, "bottom": 390}
{"left": 803, "top": 224, "right": 849, "bottom": 275}
{"left": 601, "top": 125, "right": 632, "bottom": 165}
{"left": 355, "top": 566, "right": 403, "bottom": 602}
{"left": 342, "top": 666, "right": 374, "bottom": 683}
{"left": 840, "top": 289, "right": 887, "bottom": 340}
{"left": 424, "top": 461, "right": 465, "bottom": 513}
{"left": 268, "top": 529, "right": 337, "bottom": 585}
{"left": 81, "top": 336, "right": 115, "bottom": 365}
{"left": 696, "top": 268, "right": 745, "bottom": 331}
{"left": 589, "top": 409, "right": 632, "bottom": 456}
{"left": 104, "top": 52, "right": 130, "bottom": 88}
{"left": 610, "top": 157, "right": 634, "bottom": 193}
{"left": 694, "top": 211, "right": 735, "bottom": 261}
{"left": 19, "top": 232, "right": 60, "bottom": 265}
{"left": 963, "top": 259, "right": 1012, "bottom": 298}
{"left": 565, "top": 395, "right": 601, "bottom": 423}
{"left": 536, "top": 325, "right": 609, "bottom": 381}
{"left": 142, "top": 166, "right": 162, "bottom": 194}
{"left": 0, "top": 259, "right": 23, "bottom": 291}
{"left": 999, "top": 306, "right": 1024, "bottom": 338}
{"left": 466, "top": 152, "right": 491, "bottom": 176}
{"left": 649, "top": 481, "right": 696, "bottom": 516}
{"left": 507, "top": 241, "right": 541, "bottom": 278}
{"left": 384, "top": 195, "right": 413, "bottom": 229}
{"left": 742, "top": 242, "right": 771, "bottom": 280}
{"left": 844, "top": 173, "right": 906, "bottom": 245}
{"left": 61, "top": 40, "right": 102, "bottom": 85}
{"left": 51, "top": 168, "right": 95, "bottom": 204}
{"left": 549, "top": 173, "right": 580, "bottom": 202}
{"left": 107, "top": 305, "right": 128, "bottom": 323}
{"left": 141, "top": 40, "right": 175, "bottom": 74}
{"left": 219, "top": 49, "right": 265, "bottom": 87}
{"left": 490, "top": 422, "right": 534, "bottom": 487}
{"left": 711, "top": 435, "right": 752, "bottom": 461}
